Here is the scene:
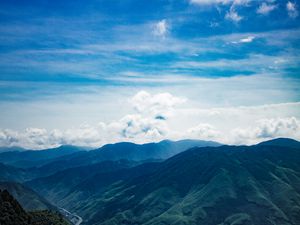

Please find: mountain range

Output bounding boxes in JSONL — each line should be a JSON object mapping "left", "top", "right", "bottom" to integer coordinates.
{"left": 0, "top": 138, "right": 299, "bottom": 225}
{"left": 0, "top": 139, "right": 220, "bottom": 179}
{"left": 0, "top": 145, "right": 86, "bottom": 168}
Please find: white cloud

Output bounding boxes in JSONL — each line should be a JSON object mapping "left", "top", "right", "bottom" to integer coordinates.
{"left": 232, "top": 117, "right": 300, "bottom": 144}
{"left": 232, "top": 36, "right": 255, "bottom": 43}
{"left": 0, "top": 90, "right": 299, "bottom": 149}
{"left": 0, "top": 124, "right": 107, "bottom": 149}
{"left": 130, "top": 91, "right": 186, "bottom": 118}
{"left": 257, "top": 2, "right": 277, "bottom": 15}
{"left": 0, "top": 91, "right": 186, "bottom": 149}
{"left": 113, "top": 114, "right": 168, "bottom": 140}
{"left": 0, "top": 117, "right": 168, "bottom": 150}
{"left": 209, "top": 21, "right": 220, "bottom": 28}
{"left": 287, "top": 1, "right": 298, "bottom": 18}
{"left": 225, "top": 6, "right": 243, "bottom": 22}
{"left": 153, "top": 19, "right": 169, "bottom": 37}
{"left": 186, "top": 123, "right": 221, "bottom": 140}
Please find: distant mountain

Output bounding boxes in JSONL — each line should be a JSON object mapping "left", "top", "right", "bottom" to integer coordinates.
{"left": 258, "top": 137, "right": 300, "bottom": 148}
{"left": 0, "top": 188, "right": 69, "bottom": 225}
{"left": 0, "top": 146, "right": 26, "bottom": 153}
{"left": 29, "top": 142, "right": 300, "bottom": 225}
{"left": 95, "top": 139, "right": 220, "bottom": 161}
{"left": 32, "top": 139, "right": 221, "bottom": 176}
{"left": 0, "top": 145, "right": 86, "bottom": 168}
{"left": 0, "top": 181, "right": 54, "bottom": 211}
{"left": 0, "top": 163, "right": 31, "bottom": 182}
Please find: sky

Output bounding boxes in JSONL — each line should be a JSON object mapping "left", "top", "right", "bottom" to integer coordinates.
{"left": 0, "top": 0, "right": 300, "bottom": 149}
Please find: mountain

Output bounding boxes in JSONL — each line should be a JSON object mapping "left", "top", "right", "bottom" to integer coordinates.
{"left": 0, "top": 146, "right": 26, "bottom": 153}
{"left": 0, "top": 145, "right": 86, "bottom": 168}
{"left": 25, "top": 160, "right": 138, "bottom": 205}
{"left": 29, "top": 142, "right": 300, "bottom": 225}
{"left": 31, "top": 139, "right": 220, "bottom": 176}
{"left": 0, "top": 139, "right": 220, "bottom": 184}
{"left": 94, "top": 139, "right": 220, "bottom": 161}
{"left": 0, "top": 163, "right": 30, "bottom": 182}
{"left": 4, "top": 138, "right": 300, "bottom": 224}
{"left": 258, "top": 137, "right": 300, "bottom": 149}
{"left": 0, "top": 181, "right": 54, "bottom": 211}
{"left": 0, "top": 188, "right": 69, "bottom": 225}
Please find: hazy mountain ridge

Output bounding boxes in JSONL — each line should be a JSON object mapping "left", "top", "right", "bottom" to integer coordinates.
{"left": 21, "top": 139, "right": 220, "bottom": 177}
{"left": 0, "top": 146, "right": 26, "bottom": 153}
{"left": 0, "top": 145, "right": 86, "bottom": 168}
{"left": 0, "top": 139, "right": 221, "bottom": 184}
{"left": 0, "top": 163, "right": 30, "bottom": 182}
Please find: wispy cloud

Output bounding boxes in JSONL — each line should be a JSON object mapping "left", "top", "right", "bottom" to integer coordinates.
{"left": 287, "top": 1, "right": 299, "bottom": 18}
{"left": 231, "top": 36, "right": 255, "bottom": 43}
{"left": 190, "top": 0, "right": 249, "bottom": 5}
{"left": 225, "top": 6, "right": 243, "bottom": 22}
{"left": 257, "top": 2, "right": 277, "bottom": 15}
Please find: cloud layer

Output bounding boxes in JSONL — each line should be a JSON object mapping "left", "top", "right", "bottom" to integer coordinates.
{"left": 0, "top": 91, "right": 299, "bottom": 149}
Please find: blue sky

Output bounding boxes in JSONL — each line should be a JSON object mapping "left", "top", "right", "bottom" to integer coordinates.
{"left": 0, "top": 0, "right": 300, "bottom": 148}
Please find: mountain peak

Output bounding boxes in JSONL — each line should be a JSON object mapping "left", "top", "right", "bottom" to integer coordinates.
{"left": 258, "top": 137, "right": 300, "bottom": 148}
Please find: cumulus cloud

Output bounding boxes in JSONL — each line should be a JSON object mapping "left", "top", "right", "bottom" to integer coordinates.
{"left": 287, "top": 1, "right": 298, "bottom": 18}
{"left": 257, "top": 2, "right": 277, "bottom": 15}
{"left": 130, "top": 91, "right": 186, "bottom": 118}
{"left": 186, "top": 123, "right": 221, "bottom": 140}
{"left": 232, "top": 117, "right": 300, "bottom": 144}
{"left": 0, "top": 124, "right": 107, "bottom": 149}
{"left": 153, "top": 19, "right": 169, "bottom": 37}
{"left": 0, "top": 91, "right": 299, "bottom": 149}
{"left": 0, "top": 91, "right": 185, "bottom": 149}
{"left": 113, "top": 114, "right": 168, "bottom": 140}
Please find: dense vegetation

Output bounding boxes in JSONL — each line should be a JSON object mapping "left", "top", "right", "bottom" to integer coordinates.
{"left": 0, "top": 189, "right": 69, "bottom": 225}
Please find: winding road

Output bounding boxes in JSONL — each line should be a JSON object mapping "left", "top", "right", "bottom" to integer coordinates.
{"left": 59, "top": 207, "right": 83, "bottom": 225}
